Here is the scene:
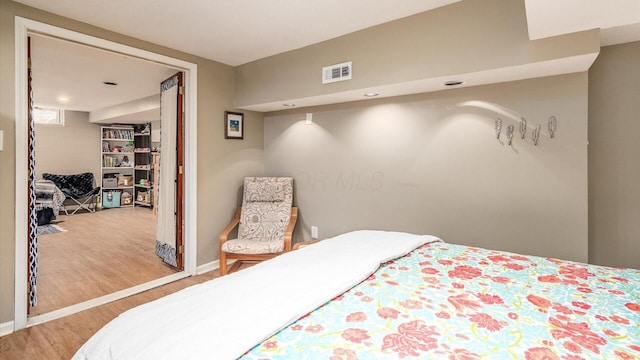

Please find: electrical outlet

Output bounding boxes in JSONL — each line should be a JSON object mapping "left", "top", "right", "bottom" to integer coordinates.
{"left": 311, "top": 226, "right": 318, "bottom": 239}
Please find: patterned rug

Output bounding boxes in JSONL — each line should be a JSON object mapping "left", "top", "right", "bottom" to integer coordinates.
{"left": 37, "top": 223, "right": 67, "bottom": 236}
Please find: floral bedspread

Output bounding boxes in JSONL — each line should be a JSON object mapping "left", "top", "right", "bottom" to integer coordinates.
{"left": 242, "top": 241, "right": 640, "bottom": 359}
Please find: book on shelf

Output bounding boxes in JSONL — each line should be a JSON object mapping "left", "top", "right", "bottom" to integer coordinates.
{"left": 102, "top": 128, "right": 133, "bottom": 140}
{"left": 103, "top": 155, "right": 117, "bottom": 167}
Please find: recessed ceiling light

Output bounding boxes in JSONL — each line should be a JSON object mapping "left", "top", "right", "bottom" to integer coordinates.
{"left": 103, "top": 81, "right": 118, "bottom": 86}
{"left": 364, "top": 92, "right": 379, "bottom": 97}
{"left": 57, "top": 96, "right": 69, "bottom": 103}
{"left": 444, "top": 80, "right": 464, "bottom": 86}
{"left": 282, "top": 103, "right": 296, "bottom": 107}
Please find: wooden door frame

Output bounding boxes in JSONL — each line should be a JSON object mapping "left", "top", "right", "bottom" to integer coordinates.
{"left": 14, "top": 17, "right": 198, "bottom": 331}
{"left": 175, "top": 72, "right": 185, "bottom": 270}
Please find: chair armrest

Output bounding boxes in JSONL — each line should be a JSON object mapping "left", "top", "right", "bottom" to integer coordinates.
{"left": 293, "top": 239, "right": 320, "bottom": 250}
{"left": 219, "top": 208, "right": 242, "bottom": 246}
{"left": 283, "top": 207, "right": 298, "bottom": 252}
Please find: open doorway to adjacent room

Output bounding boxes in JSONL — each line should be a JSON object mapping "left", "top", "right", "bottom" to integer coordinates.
{"left": 28, "top": 34, "right": 179, "bottom": 317}
{"left": 14, "top": 17, "right": 198, "bottom": 330}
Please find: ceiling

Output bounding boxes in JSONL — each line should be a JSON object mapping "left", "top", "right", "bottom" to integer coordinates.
{"left": 18, "top": 0, "right": 462, "bottom": 66}
{"left": 21, "top": 0, "right": 640, "bottom": 115}
{"left": 31, "top": 35, "right": 176, "bottom": 113}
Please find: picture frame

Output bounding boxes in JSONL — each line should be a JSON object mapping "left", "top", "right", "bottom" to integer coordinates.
{"left": 224, "top": 111, "right": 244, "bottom": 140}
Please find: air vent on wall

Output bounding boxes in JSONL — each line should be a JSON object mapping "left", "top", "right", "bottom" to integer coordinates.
{"left": 322, "top": 61, "right": 352, "bottom": 84}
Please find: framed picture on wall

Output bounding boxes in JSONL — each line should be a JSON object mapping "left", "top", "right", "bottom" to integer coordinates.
{"left": 224, "top": 111, "right": 244, "bottom": 140}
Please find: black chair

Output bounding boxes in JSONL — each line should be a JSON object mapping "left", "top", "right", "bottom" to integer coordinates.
{"left": 42, "top": 172, "right": 101, "bottom": 215}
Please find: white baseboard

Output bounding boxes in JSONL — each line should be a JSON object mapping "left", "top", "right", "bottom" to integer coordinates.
{"left": 196, "top": 259, "right": 236, "bottom": 275}
{"left": 0, "top": 320, "right": 15, "bottom": 337}
{"left": 196, "top": 259, "right": 220, "bottom": 275}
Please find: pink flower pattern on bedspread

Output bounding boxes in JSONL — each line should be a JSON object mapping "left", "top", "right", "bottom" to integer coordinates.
{"left": 241, "top": 242, "right": 640, "bottom": 359}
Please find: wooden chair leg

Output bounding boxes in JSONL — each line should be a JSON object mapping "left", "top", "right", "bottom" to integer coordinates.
{"left": 219, "top": 251, "right": 227, "bottom": 276}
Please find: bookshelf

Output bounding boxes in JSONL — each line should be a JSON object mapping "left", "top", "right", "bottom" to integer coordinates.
{"left": 101, "top": 126, "right": 135, "bottom": 208}
{"left": 133, "top": 123, "right": 154, "bottom": 208}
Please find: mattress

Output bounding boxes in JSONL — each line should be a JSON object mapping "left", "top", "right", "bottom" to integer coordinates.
{"left": 73, "top": 231, "right": 640, "bottom": 359}
{"left": 244, "top": 241, "right": 640, "bottom": 359}
{"left": 73, "top": 231, "right": 438, "bottom": 359}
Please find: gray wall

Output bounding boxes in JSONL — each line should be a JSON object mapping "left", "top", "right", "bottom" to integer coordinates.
{"left": 265, "top": 73, "right": 588, "bottom": 263}
{"left": 588, "top": 41, "right": 640, "bottom": 269}
{"left": 35, "top": 111, "right": 101, "bottom": 181}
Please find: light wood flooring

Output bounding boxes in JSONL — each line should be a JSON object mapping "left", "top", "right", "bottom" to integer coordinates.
{"left": 30, "top": 206, "right": 178, "bottom": 316}
{"left": 2, "top": 209, "right": 255, "bottom": 360}
{"left": 0, "top": 270, "right": 221, "bottom": 359}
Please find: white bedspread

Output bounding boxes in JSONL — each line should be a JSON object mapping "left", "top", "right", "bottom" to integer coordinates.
{"left": 73, "top": 230, "right": 440, "bottom": 360}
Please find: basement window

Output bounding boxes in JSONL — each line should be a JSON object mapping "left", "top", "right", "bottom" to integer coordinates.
{"left": 33, "top": 107, "right": 64, "bottom": 126}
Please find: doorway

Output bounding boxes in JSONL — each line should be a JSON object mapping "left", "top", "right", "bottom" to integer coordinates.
{"left": 14, "top": 17, "right": 198, "bottom": 331}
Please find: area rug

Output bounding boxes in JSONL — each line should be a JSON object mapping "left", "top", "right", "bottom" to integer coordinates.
{"left": 37, "top": 223, "right": 67, "bottom": 236}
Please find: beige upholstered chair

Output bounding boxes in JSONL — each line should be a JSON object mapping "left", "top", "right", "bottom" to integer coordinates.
{"left": 219, "top": 177, "right": 298, "bottom": 275}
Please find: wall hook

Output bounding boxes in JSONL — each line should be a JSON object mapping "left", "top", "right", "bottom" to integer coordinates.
{"left": 548, "top": 115, "right": 557, "bottom": 138}
{"left": 495, "top": 118, "right": 502, "bottom": 139}
{"left": 506, "top": 125, "right": 514, "bottom": 145}
{"left": 532, "top": 124, "right": 541, "bottom": 145}
{"left": 519, "top": 117, "right": 527, "bottom": 139}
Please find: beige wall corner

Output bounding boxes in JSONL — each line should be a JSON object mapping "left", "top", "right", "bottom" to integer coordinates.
{"left": 588, "top": 41, "right": 640, "bottom": 269}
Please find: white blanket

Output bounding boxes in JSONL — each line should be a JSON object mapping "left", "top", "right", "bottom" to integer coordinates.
{"left": 73, "top": 230, "right": 440, "bottom": 360}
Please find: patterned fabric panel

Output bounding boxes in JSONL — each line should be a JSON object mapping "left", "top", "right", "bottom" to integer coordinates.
{"left": 42, "top": 172, "right": 98, "bottom": 197}
{"left": 238, "top": 177, "right": 293, "bottom": 244}
{"left": 243, "top": 242, "right": 640, "bottom": 359}
{"left": 155, "top": 240, "right": 177, "bottom": 267}
{"left": 28, "top": 57, "right": 38, "bottom": 308}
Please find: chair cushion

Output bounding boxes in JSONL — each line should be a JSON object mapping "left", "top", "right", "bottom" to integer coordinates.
{"left": 238, "top": 177, "right": 293, "bottom": 243}
{"left": 221, "top": 238, "right": 284, "bottom": 254}
{"left": 245, "top": 181, "right": 285, "bottom": 202}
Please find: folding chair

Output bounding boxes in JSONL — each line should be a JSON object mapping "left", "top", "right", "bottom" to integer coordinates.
{"left": 42, "top": 172, "right": 101, "bottom": 215}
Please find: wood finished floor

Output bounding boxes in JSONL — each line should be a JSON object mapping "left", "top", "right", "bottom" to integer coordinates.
{"left": 0, "top": 270, "right": 221, "bottom": 359}
{"left": 2, "top": 209, "right": 254, "bottom": 360}
{"left": 31, "top": 206, "right": 178, "bottom": 316}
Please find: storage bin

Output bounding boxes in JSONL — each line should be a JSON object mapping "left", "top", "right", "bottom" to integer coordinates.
{"left": 121, "top": 192, "right": 133, "bottom": 205}
{"left": 103, "top": 174, "right": 118, "bottom": 188}
{"left": 137, "top": 191, "right": 147, "bottom": 202}
{"left": 118, "top": 175, "right": 133, "bottom": 186}
{"left": 102, "top": 190, "right": 121, "bottom": 208}
{"left": 102, "top": 177, "right": 118, "bottom": 188}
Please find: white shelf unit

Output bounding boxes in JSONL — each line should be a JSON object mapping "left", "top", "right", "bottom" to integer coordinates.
{"left": 133, "top": 124, "right": 154, "bottom": 208}
{"left": 101, "top": 126, "right": 135, "bottom": 208}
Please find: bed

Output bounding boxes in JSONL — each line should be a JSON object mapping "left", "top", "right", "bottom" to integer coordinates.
{"left": 73, "top": 231, "right": 640, "bottom": 359}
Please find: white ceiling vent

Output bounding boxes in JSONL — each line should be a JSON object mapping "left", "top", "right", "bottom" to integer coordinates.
{"left": 322, "top": 61, "right": 352, "bottom": 84}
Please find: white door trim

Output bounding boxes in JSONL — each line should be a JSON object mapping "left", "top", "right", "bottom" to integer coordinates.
{"left": 14, "top": 16, "right": 198, "bottom": 332}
